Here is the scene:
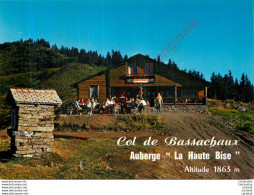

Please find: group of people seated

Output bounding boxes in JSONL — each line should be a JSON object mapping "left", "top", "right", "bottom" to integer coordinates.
{"left": 124, "top": 98, "right": 149, "bottom": 113}
{"left": 108, "top": 96, "right": 150, "bottom": 113}
{"left": 105, "top": 98, "right": 115, "bottom": 106}
{"left": 73, "top": 96, "right": 150, "bottom": 115}
{"left": 74, "top": 98, "right": 99, "bottom": 115}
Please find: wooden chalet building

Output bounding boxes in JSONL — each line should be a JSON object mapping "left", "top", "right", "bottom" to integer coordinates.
{"left": 73, "top": 54, "right": 209, "bottom": 106}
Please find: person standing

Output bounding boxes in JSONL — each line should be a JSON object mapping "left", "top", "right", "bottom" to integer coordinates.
{"left": 156, "top": 93, "right": 163, "bottom": 114}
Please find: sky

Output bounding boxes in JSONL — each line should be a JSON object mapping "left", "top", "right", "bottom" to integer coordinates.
{"left": 0, "top": 0, "right": 253, "bottom": 82}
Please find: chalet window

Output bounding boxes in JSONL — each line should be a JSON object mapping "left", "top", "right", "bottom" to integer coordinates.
{"left": 89, "top": 85, "right": 99, "bottom": 98}
{"left": 128, "top": 64, "right": 137, "bottom": 75}
{"left": 144, "top": 63, "right": 154, "bottom": 74}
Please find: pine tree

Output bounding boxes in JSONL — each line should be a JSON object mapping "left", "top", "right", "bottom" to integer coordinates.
{"left": 105, "top": 52, "right": 112, "bottom": 67}
{"left": 227, "top": 70, "right": 234, "bottom": 99}
{"left": 244, "top": 75, "right": 253, "bottom": 102}
{"left": 172, "top": 61, "right": 178, "bottom": 69}
{"left": 157, "top": 55, "right": 161, "bottom": 62}
{"left": 167, "top": 59, "right": 172, "bottom": 66}
{"left": 51, "top": 44, "right": 58, "bottom": 51}
{"left": 234, "top": 78, "right": 239, "bottom": 101}
{"left": 123, "top": 55, "right": 128, "bottom": 61}
{"left": 78, "top": 49, "right": 87, "bottom": 63}
{"left": 208, "top": 72, "right": 216, "bottom": 99}
{"left": 239, "top": 73, "right": 246, "bottom": 102}
{"left": 95, "top": 53, "right": 103, "bottom": 66}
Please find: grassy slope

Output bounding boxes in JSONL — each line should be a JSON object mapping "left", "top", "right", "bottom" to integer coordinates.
{"left": 0, "top": 69, "right": 59, "bottom": 128}
{"left": 208, "top": 99, "right": 254, "bottom": 133}
{"left": 54, "top": 114, "right": 165, "bottom": 132}
{"left": 0, "top": 63, "right": 106, "bottom": 129}
{"left": 39, "top": 63, "right": 106, "bottom": 102}
{"left": 0, "top": 135, "right": 149, "bottom": 179}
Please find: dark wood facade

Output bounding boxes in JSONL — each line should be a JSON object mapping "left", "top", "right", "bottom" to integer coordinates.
{"left": 74, "top": 54, "right": 209, "bottom": 105}
{"left": 78, "top": 74, "right": 107, "bottom": 103}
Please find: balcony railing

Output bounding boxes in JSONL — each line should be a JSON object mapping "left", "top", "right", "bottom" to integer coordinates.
{"left": 126, "top": 74, "right": 155, "bottom": 78}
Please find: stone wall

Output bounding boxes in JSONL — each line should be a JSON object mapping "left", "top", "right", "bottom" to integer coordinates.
{"left": 159, "top": 105, "right": 208, "bottom": 114}
{"left": 9, "top": 105, "right": 55, "bottom": 158}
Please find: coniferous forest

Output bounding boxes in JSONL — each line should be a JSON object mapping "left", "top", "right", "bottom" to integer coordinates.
{"left": 209, "top": 71, "right": 253, "bottom": 102}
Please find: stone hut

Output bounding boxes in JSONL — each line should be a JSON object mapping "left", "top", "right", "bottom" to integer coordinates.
{"left": 6, "top": 88, "right": 62, "bottom": 158}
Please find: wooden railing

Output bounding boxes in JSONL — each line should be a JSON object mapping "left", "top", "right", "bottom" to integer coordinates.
{"left": 126, "top": 74, "right": 155, "bottom": 77}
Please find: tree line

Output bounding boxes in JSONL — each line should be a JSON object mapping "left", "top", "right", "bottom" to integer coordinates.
{"left": 58, "top": 45, "right": 128, "bottom": 67}
{"left": 208, "top": 71, "right": 254, "bottom": 102}
{"left": 166, "top": 58, "right": 254, "bottom": 103}
{"left": 0, "top": 38, "right": 127, "bottom": 76}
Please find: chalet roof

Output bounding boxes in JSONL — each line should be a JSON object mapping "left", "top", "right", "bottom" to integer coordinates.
{"left": 7, "top": 88, "right": 62, "bottom": 106}
{"left": 72, "top": 54, "right": 210, "bottom": 87}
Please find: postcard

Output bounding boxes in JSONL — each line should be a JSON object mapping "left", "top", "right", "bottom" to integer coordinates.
{"left": 0, "top": 0, "right": 253, "bottom": 194}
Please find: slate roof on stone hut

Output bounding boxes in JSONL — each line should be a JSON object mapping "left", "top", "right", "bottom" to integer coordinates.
{"left": 7, "top": 88, "right": 62, "bottom": 106}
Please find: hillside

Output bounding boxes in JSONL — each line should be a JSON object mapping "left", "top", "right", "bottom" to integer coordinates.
{"left": 0, "top": 63, "right": 105, "bottom": 128}
{"left": 0, "top": 39, "right": 109, "bottom": 129}
{"left": 39, "top": 63, "right": 105, "bottom": 102}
